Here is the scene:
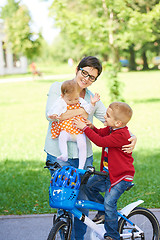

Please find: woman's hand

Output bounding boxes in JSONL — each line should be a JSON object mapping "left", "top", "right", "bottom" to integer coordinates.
{"left": 122, "top": 135, "right": 137, "bottom": 153}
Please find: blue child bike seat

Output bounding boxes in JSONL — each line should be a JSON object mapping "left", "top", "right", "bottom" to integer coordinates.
{"left": 49, "top": 166, "right": 81, "bottom": 209}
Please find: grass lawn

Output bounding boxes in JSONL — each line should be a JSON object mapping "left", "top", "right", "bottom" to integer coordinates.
{"left": 0, "top": 68, "right": 160, "bottom": 215}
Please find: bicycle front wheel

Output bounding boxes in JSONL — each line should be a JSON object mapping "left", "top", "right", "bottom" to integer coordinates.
{"left": 118, "top": 207, "right": 160, "bottom": 240}
{"left": 47, "top": 220, "right": 70, "bottom": 240}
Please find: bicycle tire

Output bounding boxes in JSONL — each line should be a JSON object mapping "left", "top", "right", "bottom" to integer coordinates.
{"left": 47, "top": 220, "right": 70, "bottom": 240}
{"left": 118, "top": 207, "right": 160, "bottom": 240}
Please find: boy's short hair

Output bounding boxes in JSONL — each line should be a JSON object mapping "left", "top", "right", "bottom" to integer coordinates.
{"left": 109, "top": 102, "right": 133, "bottom": 125}
{"left": 77, "top": 56, "right": 102, "bottom": 77}
{"left": 61, "top": 80, "right": 78, "bottom": 95}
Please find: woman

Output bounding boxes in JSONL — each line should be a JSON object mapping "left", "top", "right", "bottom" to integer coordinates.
{"left": 44, "top": 56, "right": 136, "bottom": 240}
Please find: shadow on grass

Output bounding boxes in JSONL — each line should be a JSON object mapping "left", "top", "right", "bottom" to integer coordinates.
{"left": 0, "top": 150, "right": 159, "bottom": 215}
{"left": 0, "top": 159, "right": 53, "bottom": 215}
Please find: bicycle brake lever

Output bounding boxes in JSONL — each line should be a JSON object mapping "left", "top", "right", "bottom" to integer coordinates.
{"left": 44, "top": 161, "right": 61, "bottom": 170}
{"left": 86, "top": 166, "right": 95, "bottom": 173}
{"left": 80, "top": 166, "right": 95, "bottom": 185}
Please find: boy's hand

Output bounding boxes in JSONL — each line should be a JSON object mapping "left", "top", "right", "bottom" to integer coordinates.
{"left": 48, "top": 114, "right": 61, "bottom": 120}
{"left": 90, "top": 93, "right": 100, "bottom": 106}
{"left": 73, "top": 118, "right": 87, "bottom": 130}
{"left": 85, "top": 119, "right": 94, "bottom": 129}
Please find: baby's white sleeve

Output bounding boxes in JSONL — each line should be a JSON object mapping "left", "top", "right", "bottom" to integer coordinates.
{"left": 79, "top": 97, "right": 94, "bottom": 114}
{"left": 47, "top": 97, "right": 67, "bottom": 116}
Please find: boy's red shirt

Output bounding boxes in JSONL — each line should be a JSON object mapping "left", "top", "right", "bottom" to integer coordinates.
{"left": 83, "top": 125, "right": 135, "bottom": 187}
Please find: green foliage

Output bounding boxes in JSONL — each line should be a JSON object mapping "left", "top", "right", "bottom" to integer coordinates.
{"left": 46, "top": 34, "right": 84, "bottom": 63}
{"left": 48, "top": 0, "right": 160, "bottom": 98}
{"left": 0, "top": 0, "right": 19, "bottom": 18}
{"left": 103, "top": 62, "right": 124, "bottom": 101}
{"left": 1, "top": 0, "right": 43, "bottom": 60}
{"left": 49, "top": 0, "right": 111, "bottom": 58}
{"left": 48, "top": 0, "right": 160, "bottom": 70}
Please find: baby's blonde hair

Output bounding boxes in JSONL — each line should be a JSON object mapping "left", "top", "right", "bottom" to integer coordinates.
{"left": 109, "top": 102, "right": 133, "bottom": 125}
{"left": 61, "top": 80, "right": 78, "bottom": 95}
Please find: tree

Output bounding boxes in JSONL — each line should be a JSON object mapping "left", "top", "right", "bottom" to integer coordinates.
{"left": 0, "top": 0, "right": 43, "bottom": 60}
{"left": 49, "top": 0, "right": 136, "bottom": 100}
{"left": 48, "top": 0, "right": 160, "bottom": 99}
{"left": 124, "top": 0, "right": 160, "bottom": 70}
{"left": 49, "top": 0, "right": 160, "bottom": 65}
{"left": 50, "top": 0, "right": 126, "bottom": 64}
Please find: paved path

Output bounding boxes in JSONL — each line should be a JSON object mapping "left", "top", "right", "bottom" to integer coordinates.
{"left": 0, "top": 74, "right": 74, "bottom": 83}
{"left": 0, "top": 209, "right": 159, "bottom": 240}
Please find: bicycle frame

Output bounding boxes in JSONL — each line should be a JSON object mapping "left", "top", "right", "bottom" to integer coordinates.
{"left": 68, "top": 199, "right": 144, "bottom": 240}
{"left": 47, "top": 164, "right": 147, "bottom": 240}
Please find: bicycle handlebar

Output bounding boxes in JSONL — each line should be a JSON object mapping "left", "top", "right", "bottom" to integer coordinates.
{"left": 95, "top": 170, "right": 109, "bottom": 177}
{"left": 80, "top": 166, "right": 108, "bottom": 185}
{"left": 45, "top": 161, "right": 108, "bottom": 176}
{"left": 44, "top": 161, "right": 108, "bottom": 185}
{"left": 44, "top": 160, "right": 61, "bottom": 171}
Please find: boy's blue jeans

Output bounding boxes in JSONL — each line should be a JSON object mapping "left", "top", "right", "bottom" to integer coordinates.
{"left": 84, "top": 175, "right": 132, "bottom": 240}
{"left": 46, "top": 153, "right": 93, "bottom": 240}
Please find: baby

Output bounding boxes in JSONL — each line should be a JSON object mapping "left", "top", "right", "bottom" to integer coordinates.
{"left": 47, "top": 79, "right": 100, "bottom": 169}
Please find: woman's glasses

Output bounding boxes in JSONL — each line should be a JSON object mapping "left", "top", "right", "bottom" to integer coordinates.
{"left": 80, "top": 68, "right": 97, "bottom": 82}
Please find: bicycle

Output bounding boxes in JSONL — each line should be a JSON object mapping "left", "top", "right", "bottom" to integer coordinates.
{"left": 45, "top": 161, "right": 160, "bottom": 240}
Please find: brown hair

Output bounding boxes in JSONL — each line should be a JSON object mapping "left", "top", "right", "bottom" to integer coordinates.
{"left": 61, "top": 80, "right": 78, "bottom": 95}
{"left": 77, "top": 56, "right": 102, "bottom": 78}
{"left": 109, "top": 102, "right": 133, "bottom": 125}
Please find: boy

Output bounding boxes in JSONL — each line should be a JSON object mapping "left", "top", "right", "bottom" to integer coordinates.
{"left": 73, "top": 102, "right": 135, "bottom": 240}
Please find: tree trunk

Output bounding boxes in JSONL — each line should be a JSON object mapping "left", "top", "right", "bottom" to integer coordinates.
{"left": 111, "top": 45, "right": 120, "bottom": 65}
{"left": 129, "top": 45, "right": 136, "bottom": 71}
{"left": 142, "top": 51, "right": 149, "bottom": 70}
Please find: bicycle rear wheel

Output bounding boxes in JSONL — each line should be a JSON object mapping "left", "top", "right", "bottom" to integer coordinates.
{"left": 118, "top": 207, "right": 160, "bottom": 240}
{"left": 47, "top": 220, "right": 70, "bottom": 240}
